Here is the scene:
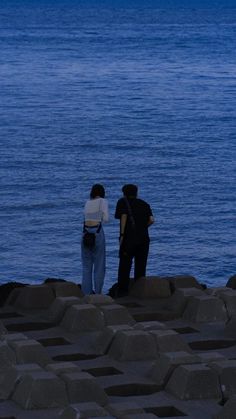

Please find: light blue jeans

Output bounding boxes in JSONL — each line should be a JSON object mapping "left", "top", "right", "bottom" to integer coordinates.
{"left": 81, "top": 225, "right": 106, "bottom": 294}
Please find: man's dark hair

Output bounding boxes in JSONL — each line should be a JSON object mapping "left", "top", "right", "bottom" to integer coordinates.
{"left": 122, "top": 184, "right": 138, "bottom": 198}
{"left": 90, "top": 184, "right": 105, "bottom": 199}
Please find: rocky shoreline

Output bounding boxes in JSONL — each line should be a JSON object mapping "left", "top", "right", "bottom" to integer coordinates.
{"left": 0, "top": 274, "right": 236, "bottom": 418}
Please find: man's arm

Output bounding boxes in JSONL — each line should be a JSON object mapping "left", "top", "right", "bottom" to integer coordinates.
{"left": 119, "top": 213, "right": 127, "bottom": 245}
{"left": 148, "top": 215, "right": 154, "bottom": 226}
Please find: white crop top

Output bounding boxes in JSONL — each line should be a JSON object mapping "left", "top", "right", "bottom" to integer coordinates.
{"left": 84, "top": 198, "right": 109, "bottom": 223}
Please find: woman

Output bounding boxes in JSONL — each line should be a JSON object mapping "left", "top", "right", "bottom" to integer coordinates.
{"left": 81, "top": 184, "right": 109, "bottom": 294}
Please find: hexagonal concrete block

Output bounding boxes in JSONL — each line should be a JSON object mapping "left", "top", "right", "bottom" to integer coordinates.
{"left": 59, "top": 402, "right": 109, "bottom": 418}
{"left": 218, "top": 290, "right": 236, "bottom": 318}
{"left": 107, "top": 401, "right": 145, "bottom": 417}
{"left": 94, "top": 324, "right": 134, "bottom": 355}
{"left": 9, "top": 339, "right": 51, "bottom": 366}
{"left": 0, "top": 341, "right": 16, "bottom": 367}
{"left": 100, "top": 304, "right": 135, "bottom": 326}
{"left": 210, "top": 360, "right": 236, "bottom": 399}
{"left": 61, "top": 371, "right": 108, "bottom": 406}
{"left": 61, "top": 304, "right": 105, "bottom": 332}
{"left": 134, "top": 321, "right": 166, "bottom": 331}
{"left": 108, "top": 330, "right": 157, "bottom": 360}
{"left": 150, "top": 330, "right": 191, "bottom": 353}
{"left": 183, "top": 296, "right": 228, "bottom": 322}
{"left": 83, "top": 294, "right": 114, "bottom": 305}
{"left": 166, "top": 364, "right": 221, "bottom": 400}
{"left": 214, "top": 396, "right": 236, "bottom": 419}
{"left": 149, "top": 351, "right": 201, "bottom": 386}
{"left": 14, "top": 285, "right": 55, "bottom": 309}
{"left": 225, "top": 317, "right": 236, "bottom": 338}
{"left": 0, "top": 320, "right": 7, "bottom": 338}
{"left": 166, "top": 275, "right": 203, "bottom": 292}
{"left": 129, "top": 277, "right": 171, "bottom": 299}
{"left": 12, "top": 371, "right": 68, "bottom": 409}
{"left": 47, "top": 296, "right": 82, "bottom": 323}
{"left": 46, "top": 281, "right": 84, "bottom": 298}
{"left": 46, "top": 362, "right": 81, "bottom": 376}
{"left": 0, "top": 366, "right": 18, "bottom": 400}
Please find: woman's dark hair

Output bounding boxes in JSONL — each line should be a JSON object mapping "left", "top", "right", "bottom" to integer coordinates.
{"left": 122, "top": 184, "right": 138, "bottom": 198}
{"left": 90, "top": 184, "right": 105, "bottom": 199}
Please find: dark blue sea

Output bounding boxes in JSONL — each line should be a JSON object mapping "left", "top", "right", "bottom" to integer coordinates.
{"left": 0, "top": 1, "right": 236, "bottom": 292}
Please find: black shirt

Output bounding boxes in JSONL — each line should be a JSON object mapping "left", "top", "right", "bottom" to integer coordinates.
{"left": 115, "top": 197, "right": 153, "bottom": 243}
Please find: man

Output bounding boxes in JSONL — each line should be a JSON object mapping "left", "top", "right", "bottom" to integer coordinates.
{"left": 115, "top": 184, "right": 154, "bottom": 295}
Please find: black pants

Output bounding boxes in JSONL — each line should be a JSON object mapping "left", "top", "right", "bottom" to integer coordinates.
{"left": 118, "top": 240, "right": 149, "bottom": 291}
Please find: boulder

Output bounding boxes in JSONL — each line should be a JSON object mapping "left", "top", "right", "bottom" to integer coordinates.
{"left": 226, "top": 274, "right": 236, "bottom": 289}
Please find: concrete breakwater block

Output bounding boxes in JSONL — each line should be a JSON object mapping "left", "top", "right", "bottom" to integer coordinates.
{"left": 164, "top": 287, "right": 205, "bottom": 316}
{"left": 129, "top": 277, "right": 171, "bottom": 299}
{"left": 166, "top": 275, "right": 203, "bottom": 292}
{"left": 100, "top": 304, "right": 135, "bottom": 326}
{"left": 0, "top": 366, "right": 18, "bottom": 400}
{"left": 9, "top": 339, "right": 51, "bottom": 366}
{"left": 166, "top": 364, "right": 221, "bottom": 400}
{"left": 12, "top": 285, "right": 55, "bottom": 309}
{"left": 218, "top": 290, "right": 236, "bottom": 318}
{"left": 46, "top": 362, "right": 81, "bottom": 376}
{"left": 61, "top": 303, "right": 105, "bottom": 332}
{"left": 107, "top": 401, "right": 145, "bottom": 417}
{"left": 0, "top": 341, "right": 16, "bottom": 367}
{"left": 46, "top": 281, "right": 83, "bottom": 298}
{"left": 12, "top": 371, "right": 68, "bottom": 409}
{"left": 149, "top": 351, "right": 200, "bottom": 386}
{"left": 108, "top": 330, "right": 157, "bottom": 360}
{"left": 224, "top": 317, "right": 236, "bottom": 338}
{"left": 210, "top": 360, "right": 236, "bottom": 399}
{"left": 0, "top": 319, "right": 7, "bottom": 337}
{"left": 61, "top": 371, "right": 108, "bottom": 406}
{"left": 83, "top": 294, "right": 114, "bottom": 305}
{"left": 150, "top": 330, "right": 191, "bottom": 353}
{"left": 214, "top": 395, "right": 236, "bottom": 419}
{"left": 183, "top": 295, "right": 228, "bottom": 322}
{"left": 226, "top": 274, "right": 236, "bottom": 289}
{"left": 95, "top": 324, "right": 134, "bottom": 354}
{"left": 134, "top": 320, "right": 166, "bottom": 331}
{"left": 59, "top": 402, "right": 109, "bottom": 418}
{"left": 47, "top": 296, "right": 82, "bottom": 323}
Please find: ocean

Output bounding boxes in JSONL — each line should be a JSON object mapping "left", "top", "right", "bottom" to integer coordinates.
{"left": 0, "top": 1, "right": 235, "bottom": 292}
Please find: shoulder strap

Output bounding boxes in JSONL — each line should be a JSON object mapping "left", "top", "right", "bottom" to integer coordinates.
{"left": 124, "top": 197, "right": 135, "bottom": 228}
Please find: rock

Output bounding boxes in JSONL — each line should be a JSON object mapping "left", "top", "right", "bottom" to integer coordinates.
{"left": 226, "top": 274, "right": 236, "bottom": 289}
{"left": 129, "top": 277, "right": 171, "bottom": 299}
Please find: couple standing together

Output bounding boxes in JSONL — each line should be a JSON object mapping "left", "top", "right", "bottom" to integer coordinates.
{"left": 81, "top": 183, "right": 154, "bottom": 296}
